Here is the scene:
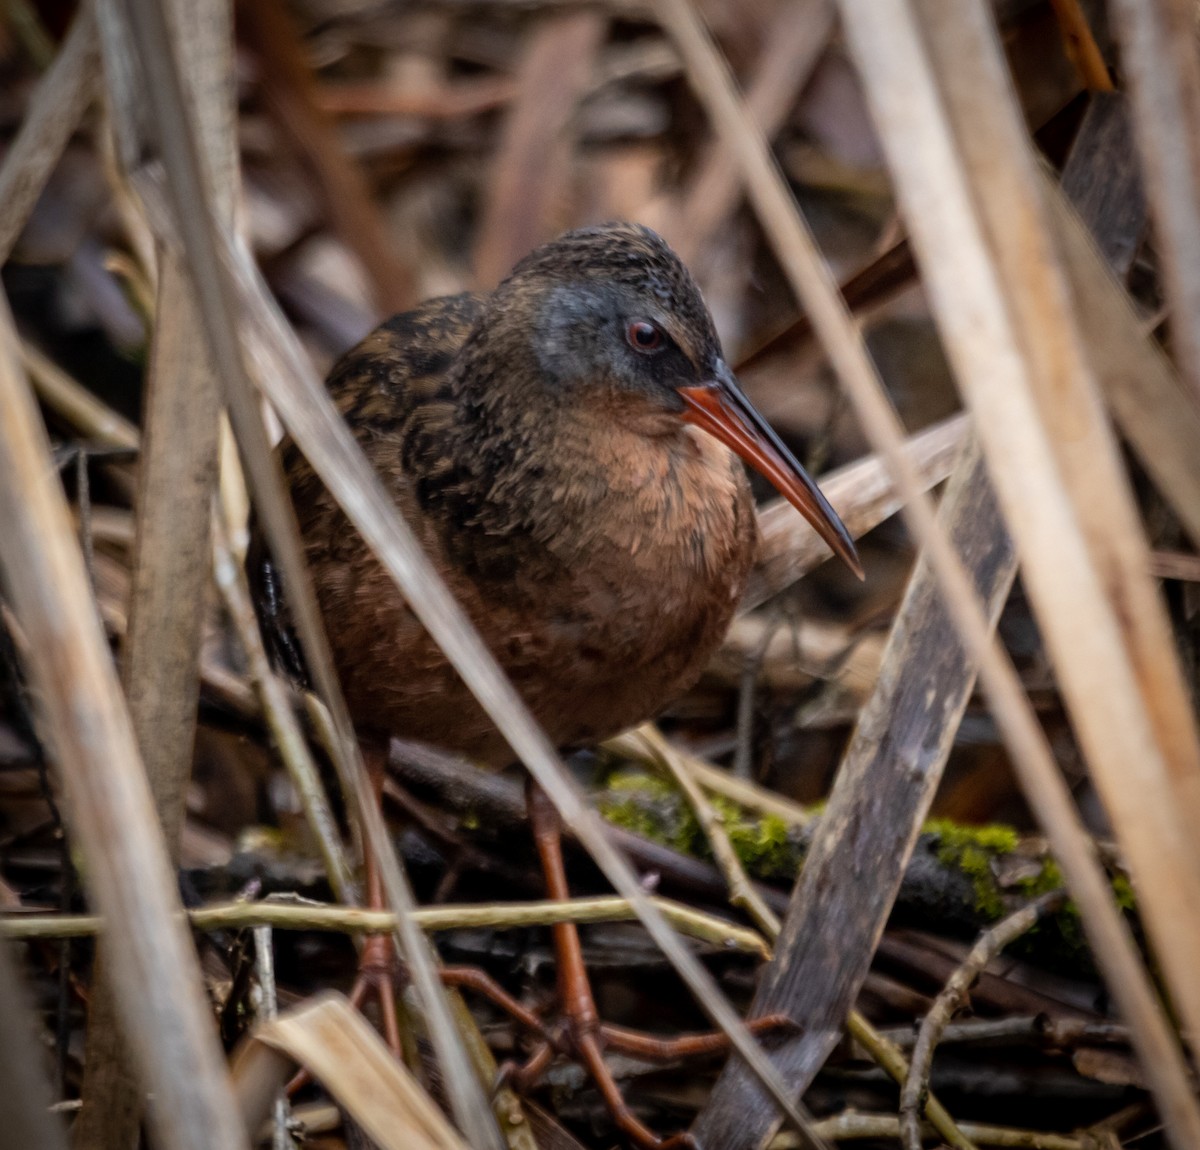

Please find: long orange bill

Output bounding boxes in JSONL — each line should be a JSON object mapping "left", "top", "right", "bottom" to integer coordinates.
{"left": 679, "top": 366, "right": 864, "bottom": 579}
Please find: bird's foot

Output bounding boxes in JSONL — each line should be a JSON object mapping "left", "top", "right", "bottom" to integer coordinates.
{"left": 347, "top": 933, "right": 403, "bottom": 1054}
{"left": 488, "top": 1006, "right": 795, "bottom": 1147}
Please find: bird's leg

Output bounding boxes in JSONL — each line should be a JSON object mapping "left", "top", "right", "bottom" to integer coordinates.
{"left": 346, "top": 741, "right": 403, "bottom": 1055}
{"left": 526, "top": 779, "right": 697, "bottom": 1150}
{"left": 599, "top": 1014, "right": 798, "bottom": 1060}
{"left": 440, "top": 965, "right": 557, "bottom": 1043}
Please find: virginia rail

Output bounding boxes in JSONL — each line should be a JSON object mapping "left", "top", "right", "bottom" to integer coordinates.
{"left": 252, "top": 222, "right": 859, "bottom": 1147}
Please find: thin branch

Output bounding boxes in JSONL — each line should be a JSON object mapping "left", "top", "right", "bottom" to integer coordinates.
{"left": 628, "top": 723, "right": 781, "bottom": 937}
{"left": 899, "top": 894, "right": 1066, "bottom": 1150}
{"left": 252, "top": 927, "right": 297, "bottom": 1150}
{"left": 773, "top": 1109, "right": 1085, "bottom": 1149}
{"left": 0, "top": 895, "right": 771, "bottom": 958}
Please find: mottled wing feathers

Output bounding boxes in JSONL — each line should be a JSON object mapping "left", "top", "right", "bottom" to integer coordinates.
{"left": 247, "top": 293, "right": 486, "bottom": 688}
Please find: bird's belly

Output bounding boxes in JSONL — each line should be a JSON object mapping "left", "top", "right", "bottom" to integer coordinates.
{"left": 324, "top": 513, "right": 755, "bottom": 767}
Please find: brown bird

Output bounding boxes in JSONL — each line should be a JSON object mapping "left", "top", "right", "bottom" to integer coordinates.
{"left": 252, "top": 222, "right": 859, "bottom": 1148}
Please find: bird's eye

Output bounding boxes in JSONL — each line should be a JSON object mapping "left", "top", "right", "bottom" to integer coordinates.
{"left": 626, "top": 319, "right": 664, "bottom": 353}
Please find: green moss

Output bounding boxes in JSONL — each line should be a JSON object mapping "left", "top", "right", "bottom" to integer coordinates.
{"left": 1111, "top": 872, "right": 1136, "bottom": 912}
{"left": 605, "top": 771, "right": 677, "bottom": 799}
{"left": 717, "top": 801, "right": 798, "bottom": 881}
{"left": 924, "top": 818, "right": 1019, "bottom": 921}
{"left": 1014, "top": 857, "right": 1064, "bottom": 900}
{"left": 597, "top": 770, "right": 703, "bottom": 856}
{"left": 596, "top": 770, "right": 802, "bottom": 879}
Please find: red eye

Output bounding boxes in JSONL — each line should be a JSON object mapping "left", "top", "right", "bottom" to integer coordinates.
{"left": 626, "top": 320, "right": 664, "bottom": 353}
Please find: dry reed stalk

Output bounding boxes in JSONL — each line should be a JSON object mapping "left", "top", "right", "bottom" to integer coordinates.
{"left": 667, "top": 0, "right": 834, "bottom": 265}
{"left": 913, "top": 0, "right": 1200, "bottom": 879}
{"left": 74, "top": 2, "right": 237, "bottom": 1141}
{"left": 1046, "top": 180, "right": 1200, "bottom": 551}
{"left": 0, "top": 293, "right": 248, "bottom": 1149}
{"left": 0, "top": 4, "right": 98, "bottom": 263}
{"left": 653, "top": 0, "right": 1200, "bottom": 1144}
{"left": 628, "top": 723, "right": 781, "bottom": 937}
{"left": 1109, "top": 0, "right": 1200, "bottom": 405}
{"left": 695, "top": 436, "right": 1011, "bottom": 1150}
{"left": 211, "top": 517, "right": 357, "bottom": 904}
{"left": 21, "top": 340, "right": 139, "bottom": 451}
{"left": 831, "top": 1, "right": 1200, "bottom": 1143}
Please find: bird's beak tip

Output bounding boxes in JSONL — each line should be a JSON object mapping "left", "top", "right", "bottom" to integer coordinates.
{"left": 678, "top": 377, "right": 864, "bottom": 581}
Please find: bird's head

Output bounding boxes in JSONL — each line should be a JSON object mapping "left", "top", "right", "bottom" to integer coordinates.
{"left": 480, "top": 222, "right": 862, "bottom": 578}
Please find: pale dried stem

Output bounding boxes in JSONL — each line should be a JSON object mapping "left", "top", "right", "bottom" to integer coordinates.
{"left": 628, "top": 723, "right": 782, "bottom": 937}
{"left": 1110, "top": 0, "right": 1200, "bottom": 404}
{"left": 252, "top": 928, "right": 296, "bottom": 1150}
{"left": 21, "top": 340, "right": 138, "bottom": 451}
{"left": 212, "top": 517, "right": 358, "bottom": 905}
{"left": 0, "top": 895, "right": 771, "bottom": 957}
{"left": 101, "top": 0, "right": 502, "bottom": 1138}
{"left": 604, "top": 728, "right": 813, "bottom": 828}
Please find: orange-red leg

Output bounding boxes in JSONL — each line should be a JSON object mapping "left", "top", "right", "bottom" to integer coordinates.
{"left": 600, "top": 1013, "right": 797, "bottom": 1061}
{"left": 345, "top": 742, "right": 403, "bottom": 1054}
{"left": 526, "top": 778, "right": 698, "bottom": 1150}
{"left": 441, "top": 965, "right": 556, "bottom": 1043}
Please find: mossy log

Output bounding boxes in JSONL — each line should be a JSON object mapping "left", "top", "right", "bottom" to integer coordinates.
{"left": 596, "top": 766, "right": 1133, "bottom": 976}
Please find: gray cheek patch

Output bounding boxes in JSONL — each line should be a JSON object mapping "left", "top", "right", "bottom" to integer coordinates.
{"left": 535, "top": 283, "right": 622, "bottom": 389}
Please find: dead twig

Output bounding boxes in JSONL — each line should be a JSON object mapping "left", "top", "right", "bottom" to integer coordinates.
{"left": 1110, "top": 0, "right": 1200, "bottom": 404}
{"left": 0, "top": 895, "right": 771, "bottom": 958}
{"left": 773, "top": 1109, "right": 1085, "bottom": 1149}
{"left": 899, "top": 893, "right": 1067, "bottom": 1150}
{"left": 1047, "top": 0, "right": 1113, "bottom": 92}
